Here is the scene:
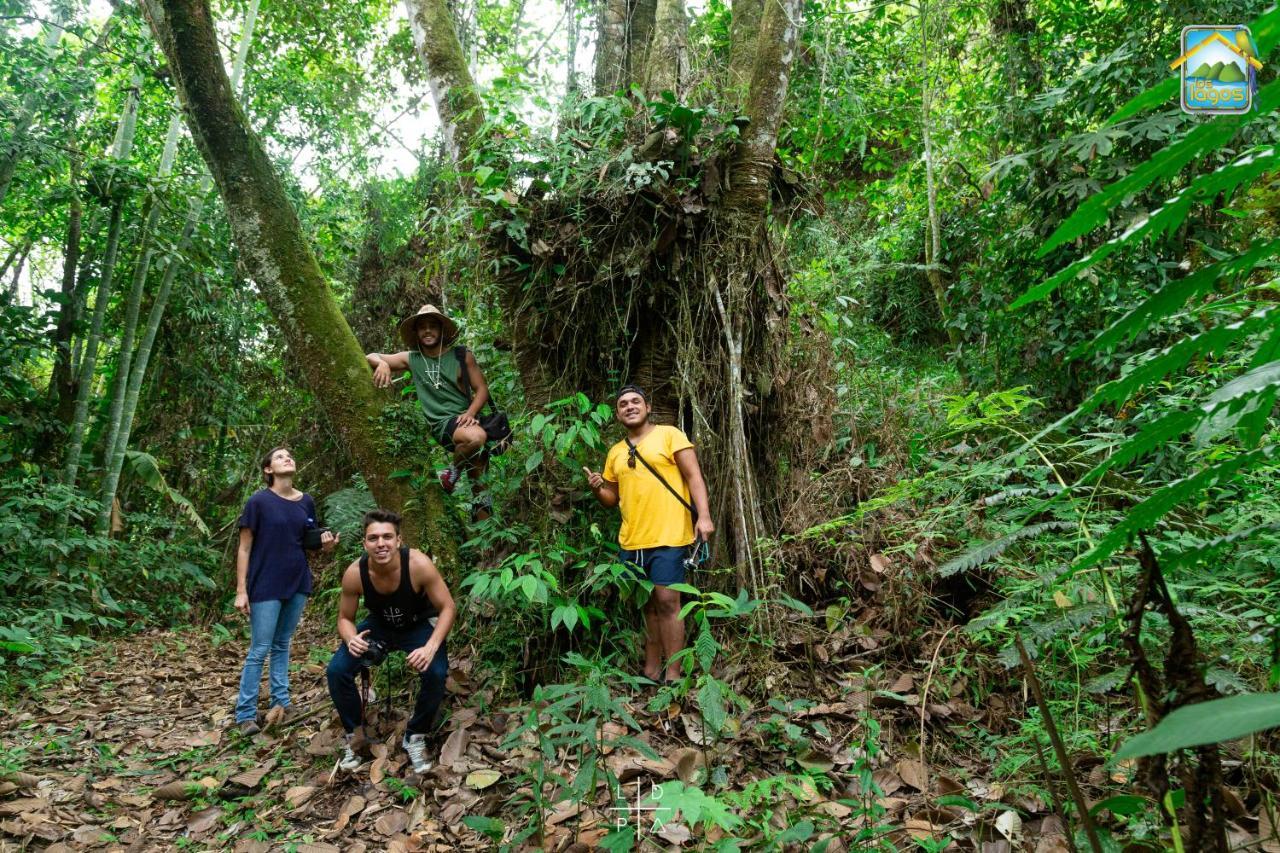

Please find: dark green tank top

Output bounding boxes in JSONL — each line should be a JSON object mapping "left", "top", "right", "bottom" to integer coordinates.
{"left": 408, "top": 348, "right": 470, "bottom": 439}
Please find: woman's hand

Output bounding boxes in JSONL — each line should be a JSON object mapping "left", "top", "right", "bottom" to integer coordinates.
{"left": 456, "top": 412, "right": 478, "bottom": 428}
{"left": 235, "top": 592, "right": 250, "bottom": 617}
{"left": 321, "top": 530, "right": 340, "bottom": 552}
{"left": 372, "top": 359, "right": 392, "bottom": 388}
{"left": 695, "top": 517, "right": 715, "bottom": 543}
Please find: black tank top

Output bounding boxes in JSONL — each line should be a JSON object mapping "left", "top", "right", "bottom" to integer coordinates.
{"left": 359, "top": 547, "right": 436, "bottom": 630}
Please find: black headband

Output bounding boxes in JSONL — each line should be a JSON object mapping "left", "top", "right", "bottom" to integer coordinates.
{"left": 615, "top": 384, "right": 647, "bottom": 403}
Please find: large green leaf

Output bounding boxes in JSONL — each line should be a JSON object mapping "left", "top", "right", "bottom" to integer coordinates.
{"left": 1078, "top": 308, "right": 1278, "bottom": 416}
{"left": 1030, "top": 80, "right": 1280, "bottom": 266}
{"left": 1022, "top": 147, "right": 1279, "bottom": 311}
{"left": 1105, "top": 79, "right": 1178, "bottom": 127}
{"left": 1078, "top": 359, "right": 1280, "bottom": 484}
{"left": 1073, "top": 237, "right": 1280, "bottom": 360}
{"left": 124, "top": 450, "right": 210, "bottom": 535}
{"left": 1116, "top": 692, "right": 1280, "bottom": 758}
{"left": 1071, "top": 445, "right": 1279, "bottom": 574}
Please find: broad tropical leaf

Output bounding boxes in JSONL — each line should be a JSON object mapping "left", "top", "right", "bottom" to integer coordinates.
{"left": 1071, "top": 445, "right": 1279, "bottom": 574}
{"left": 124, "top": 450, "right": 210, "bottom": 535}
{"left": 1022, "top": 147, "right": 1279, "bottom": 311}
{"left": 1073, "top": 237, "right": 1280, "bottom": 360}
{"left": 1116, "top": 692, "right": 1280, "bottom": 758}
{"left": 1031, "top": 80, "right": 1280, "bottom": 265}
{"left": 1078, "top": 308, "right": 1278, "bottom": 415}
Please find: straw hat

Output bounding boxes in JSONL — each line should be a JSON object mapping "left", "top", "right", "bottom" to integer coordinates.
{"left": 397, "top": 304, "right": 460, "bottom": 349}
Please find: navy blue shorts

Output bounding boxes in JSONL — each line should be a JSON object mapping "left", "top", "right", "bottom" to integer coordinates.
{"left": 619, "top": 546, "right": 687, "bottom": 586}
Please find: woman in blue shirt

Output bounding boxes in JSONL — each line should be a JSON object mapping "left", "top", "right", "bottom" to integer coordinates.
{"left": 233, "top": 446, "right": 338, "bottom": 734}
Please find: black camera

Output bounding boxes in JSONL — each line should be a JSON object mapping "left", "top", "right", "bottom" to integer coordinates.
{"left": 359, "top": 638, "right": 389, "bottom": 666}
{"left": 302, "top": 527, "right": 330, "bottom": 550}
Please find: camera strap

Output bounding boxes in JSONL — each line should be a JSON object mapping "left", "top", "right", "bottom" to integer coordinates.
{"left": 624, "top": 436, "right": 697, "bottom": 524}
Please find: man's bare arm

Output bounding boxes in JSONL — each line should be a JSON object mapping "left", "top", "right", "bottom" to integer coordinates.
{"left": 367, "top": 351, "right": 411, "bottom": 388}
{"left": 336, "top": 563, "right": 370, "bottom": 654}
{"left": 405, "top": 551, "right": 456, "bottom": 672}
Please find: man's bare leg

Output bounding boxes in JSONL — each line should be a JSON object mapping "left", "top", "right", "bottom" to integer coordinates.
{"left": 450, "top": 424, "right": 491, "bottom": 519}
{"left": 642, "top": 600, "right": 662, "bottom": 681}
{"left": 652, "top": 587, "right": 685, "bottom": 682}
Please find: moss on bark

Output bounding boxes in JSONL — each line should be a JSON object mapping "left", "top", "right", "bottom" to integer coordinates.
{"left": 143, "top": 0, "right": 455, "bottom": 563}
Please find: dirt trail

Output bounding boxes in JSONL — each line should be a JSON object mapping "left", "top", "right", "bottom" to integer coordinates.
{"left": 1, "top": 616, "right": 1073, "bottom": 851}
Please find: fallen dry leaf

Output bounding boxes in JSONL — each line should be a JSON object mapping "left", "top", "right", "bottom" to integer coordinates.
{"left": 464, "top": 769, "right": 501, "bottom": 790}
{"left": 439, "top": 727, "right": 468, "bottom": 766}
{"left": 150, "top": 781, "right": 194, "bottom": 801}
{"left": 897, "top": 759, "right": 928, "bottom": 791}
{"left": 332, "top": 794, "right": 366, "bottom": 833}
{"left": 186, "top": 806, "right": 221, "bottom": 835}
{"left": 285, "top": 785, "right": 316, "bottom": 809}
{"left": 375, "top": 808, "right": 408, "bottom": 836}
{"left": 671, "top": 747, "right": 706, "bottom": 785}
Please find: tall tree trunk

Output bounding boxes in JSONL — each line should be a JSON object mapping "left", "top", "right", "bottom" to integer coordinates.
{"left": 49, "top": 155, "right": 85, "bottom": 414}
{"left": 593, "top": 0, "right": 658, "bottom": 94}
{"left": 403, "top": 0, "right": 484, "bottom": 164}
{"left": 62, "top": 81, "right": 141, "bottom": 496}
{"left": 95, "top": 117, "right": 181, "bottom": 533}
{"left": 0, "top": 19, "right": 65, "bottom": 209}
{"left": 715, "top": 0, "right": 803, "bottom": 585}
{"left": 727, "top": 0, "right": 765, "bottom": 95}
{"left": 46, "top": 10, "right": 122, "bottom": 426}
{"left": 99, "top": 0, "right": 262, "bottom": 535}
{"left": 142, "top": 0, "right": 456, "bottom": 558}
{"left": 3, "top": 243, "right": 31, "bottom": 301}
{"left": 643, "top": 0, "right": 687, "bottom": 97}
{"left": 919, "top": 0, "right": 958, "bottom": 345}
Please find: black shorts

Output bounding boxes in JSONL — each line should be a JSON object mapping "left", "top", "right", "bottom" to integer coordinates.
{"left": 619, "top": 546, "right": 688, "bottom": 586}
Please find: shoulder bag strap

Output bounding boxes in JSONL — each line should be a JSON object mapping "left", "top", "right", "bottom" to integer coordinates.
{"left": 624, "top": 436, "right": 697, "bottom": 523}
{"left": 452, "top": 344, "right": 497, "bottom": 414}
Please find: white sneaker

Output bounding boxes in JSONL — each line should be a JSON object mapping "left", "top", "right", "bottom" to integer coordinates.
{"left": 402, "top": 733, "right": 432, "bottom": 774}
{"left": 337, "top": 733, "right": 361, "bottom": 772}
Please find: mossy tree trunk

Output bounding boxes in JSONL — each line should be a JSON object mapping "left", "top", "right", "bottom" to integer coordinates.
{"left": 592, "top": 0, "right": 658, "bottom": 95}
{"left": 404, "top": 0, "right": 484, "bottom": 165}
{"left": 643, "top": 0, "right": 687, "bottom": 97}
{"left": 727, "top": 0, "right": 765, "bottom": 96}
{"left": 143, "top": 0, "right": 456, "bottom": 561}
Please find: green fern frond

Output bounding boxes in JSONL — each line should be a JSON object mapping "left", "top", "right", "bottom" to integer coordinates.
{"left": 1078, "top": 409, "right": 1200, "bottom": 485}
{"left": 124, "top": 450, "right": 210, "bottom": 535}
{"left": 938, "top": 520, "right": 1077, "bottom": 578}
{"left": 1079, "top": 307, "right": 1278, "bottom": 415}
{"left": 1161, "top": 522, "right": 1280, "bottom": 571}
{"left": 1071, "top": 445, "right": 1280, "bottom": 575}
{"left": 1028, "top": 80, "right": 1280, "bottom": 269}
{"left": 1074, "top": 237, "right": 1280, "bottom": 360}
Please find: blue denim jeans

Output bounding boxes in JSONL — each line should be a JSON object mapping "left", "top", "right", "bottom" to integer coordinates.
{"left": 326, "top": 618, "right": 448, "bottom": 734}
{"left": 234, "top": 593, "right": 308, "bottom": 722}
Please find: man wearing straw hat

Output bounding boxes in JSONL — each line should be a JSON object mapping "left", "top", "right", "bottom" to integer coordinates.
{"left": 365, "top": 305, "right": 498, "bottom": 520}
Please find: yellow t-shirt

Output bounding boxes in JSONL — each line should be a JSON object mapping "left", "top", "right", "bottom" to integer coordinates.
{"left": 604, "top": 425, "right": 695, "bottom": 550}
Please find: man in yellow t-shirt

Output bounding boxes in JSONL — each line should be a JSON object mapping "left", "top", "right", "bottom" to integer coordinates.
{"left": 584, "top": 385, "right": 714, "bottom": 684}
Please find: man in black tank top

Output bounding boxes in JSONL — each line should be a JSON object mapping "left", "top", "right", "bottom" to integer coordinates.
{"left": 326, "top": 509, "right": 456, "bottom": 774}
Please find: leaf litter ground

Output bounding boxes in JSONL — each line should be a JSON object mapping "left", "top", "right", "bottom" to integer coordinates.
{"left": 0, "top": 610, "right": 1158, "bottom": 851}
